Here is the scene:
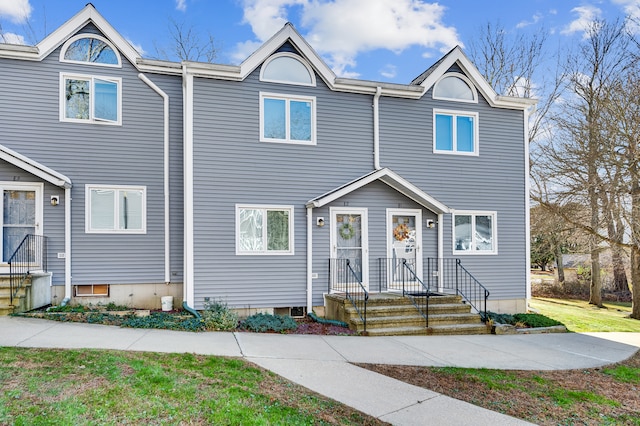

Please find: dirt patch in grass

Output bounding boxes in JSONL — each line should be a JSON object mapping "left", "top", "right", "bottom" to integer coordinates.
{"left": 359, "top": 351, "right": 640, "bottom": 425}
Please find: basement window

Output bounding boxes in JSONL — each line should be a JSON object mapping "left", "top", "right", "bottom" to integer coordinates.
{"left": 74, "top": 284, "right": 110, "bottom": 297}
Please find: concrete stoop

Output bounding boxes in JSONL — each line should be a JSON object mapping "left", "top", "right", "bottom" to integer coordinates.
{"left": 0, "top": 275, "right": 31, "bottom": 315}
{"left": 326, "top": 292, "right": 490, "bottom": 336}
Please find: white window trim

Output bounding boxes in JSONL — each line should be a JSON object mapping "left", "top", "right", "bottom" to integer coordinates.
{"left": 60, "top": 73, "right": 122, "bottom": 125}
{"left": 59, "top": 34, "right": 122, "bottom": 68}
{"left": 432, "top": 72, "right": 478, "bottom": 103}
{"left": 260, "top": 52, "right": 316, "bottom": 86}
{"left": 259, "top": 92, "right": 316, "bottom": 145}
{"left": 85, "top": 185, "right": 147, "bottom": 234}
{"left": 0, "top": 182, "right": 44, "bottom": 266}
{"left": 433, "top": 109, "right": 479, "bottom": 156}
{"left": 452, "top": 210, "right": 497, "bottom": 255}
{"left": 236, "top": 204, "right": 294, "bottom": 255}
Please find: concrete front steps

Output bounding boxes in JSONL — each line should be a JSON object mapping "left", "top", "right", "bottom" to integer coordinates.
{"left": 0, "top": 275, "right": 31, "bottom": 315}
{"left": 325, "top": 292, "right": 490, "bottom": 336}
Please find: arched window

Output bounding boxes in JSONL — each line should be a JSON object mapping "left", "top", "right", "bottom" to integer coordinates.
{"left": 433, "top": 73, "right": 476, "bottom": 102}
{"left": 260, "top": 53, "right": 315, "bottom": 86}
{"left": 60, "top": 34, "right": 121, "bottom": 67}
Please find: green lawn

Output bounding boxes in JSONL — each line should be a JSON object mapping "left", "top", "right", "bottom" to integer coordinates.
{"left": 530, "top": 297, "right": 640, "bottom": 332}
{"left": 0, "top": 348, "right": 381, "bottom": 425}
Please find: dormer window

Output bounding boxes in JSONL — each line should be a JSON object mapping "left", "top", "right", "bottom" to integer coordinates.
{"left": 260, "top": 53, "right": 316, "bottom": 86}
{"left": 433, "top": 73, "right": 476, "bottom": 103}
{"left": 60, "top": 34, "right": 121, "bottom": 67}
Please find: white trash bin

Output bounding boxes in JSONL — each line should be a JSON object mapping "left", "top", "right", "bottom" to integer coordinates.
{"left": 161, "top": 296, "right": 174, "bottom": 311}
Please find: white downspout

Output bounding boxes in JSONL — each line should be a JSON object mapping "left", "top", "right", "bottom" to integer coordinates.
{"left": 183, "top": 65, "right": 195, "bottom": 308}
{"left": 63, "top": 185, "right": 72, "bottom": 302}
{"left": 306, "top": 206, "right": 313, "bottom": 313}
{"left": 524, "top": 106, "right": 533, "bottom": 307}
{"left": 437, "top": 213, "right": 444, "bottom": 292}
{"left": 373, "top": 86, "right": 382, "bottom": 170}
{"left": 138, "top": 73, "right": 171, "bottom": 284}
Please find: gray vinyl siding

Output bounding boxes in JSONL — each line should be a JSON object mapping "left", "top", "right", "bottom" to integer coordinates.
{"left": 379, "top": 77, "right": 527, "bottom": 300}
{"left": 0, "top": 163, "right": 66, "bottom": 283}
{"left": 191, "top": 60, "right": 527, "bottom": 307}
{"left": 0, "top": 25, "right": 183, "bottom": 285}
{"left": 192, "top": 67, "right": 375, "bottom": 309}
{"left": 310, "top": 180, "right": 438, "bottom": 304}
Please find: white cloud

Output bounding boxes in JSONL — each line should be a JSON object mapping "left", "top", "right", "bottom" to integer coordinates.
{"left": 0, "top": 0, "right": 32, "bottom": 23}
{"left": 236, "top": 0, "right": 461, "bottom": 77}
{"left": 612, "top": 0, "right": 640, "bottom": 32}
{"left": 380, "top": 64, "right": 397, "bottom": 79}
{"left": 561, "top": 5, "right": 601, "bottom": 37}
{"left": 612, "top": 0, "right": 640, "bottom": 18}
{"left": 0, "top": 32, "right": 26, "bottom": 45}
{"left": 231, "top": 39, "right": 263, "bottom": 63}
{"left": 516, "top": 13, "right": 543, "bottom": 29}
{"left": 176, "top": 0, "right": 187, "bottom": 12}
{"left": 126, "top": 37, "right": 146, "bottom": 56}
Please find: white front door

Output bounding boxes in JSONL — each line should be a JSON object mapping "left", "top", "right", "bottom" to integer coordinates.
{"left": 387, "top": 209, "right": 422, "bottom": 291}
{"left": 1, "top": 183, "right": 43, "bottom": 263}
{"left": 331, "top": 207, "right": 369, "bottom": 290}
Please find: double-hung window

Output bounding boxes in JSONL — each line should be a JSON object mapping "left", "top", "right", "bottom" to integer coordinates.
{"left": 61, "top": 74, "right": 121, "bottom": 125}
{"left": 86, "top": 185, "right": 146, "bottom": 234}
{"left": 236, "top": 205, "right": 293, "bottom": 255}
{"left": 260, "top": 92, "right": 315, "bottom": 145}
{"left": 453, "top": 211, "right": 497, "bottom": 254}
{"left": 433, "top": 110, "right": 478, "bottom": 155}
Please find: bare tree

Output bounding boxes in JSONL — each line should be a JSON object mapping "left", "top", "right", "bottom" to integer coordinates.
{"left": 534, "top": 19, "right": 640, "bottom": 316}
{"left": 154, "top": 18, "right": 217, "bottom": 62}
{"left": 468, "top": 21, "right": 564, "bottom": 144}
{"left": 601, "top": 69, "right": 640, "bottom": 318}
{"left": 531, "top": 203, "right": 590, "bottom": 282}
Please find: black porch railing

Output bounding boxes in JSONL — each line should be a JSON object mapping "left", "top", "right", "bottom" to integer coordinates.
{"left": 377, "top": 257, "right": 420, "bottom": 293}
{"left": 426, "top": 258, "right": 490, "bottom": 322}
{"left": 8, "top": 234, "right": 48, "bottom": 306}
{"left": 377, "top": 257, "right": 490, "bottom": 326}
{"left": 328, "top": 258, "right": 368, "bottom": 332}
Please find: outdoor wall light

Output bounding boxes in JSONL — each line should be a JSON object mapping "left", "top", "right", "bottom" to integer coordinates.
{"left": 51, "top": 195, "right": 60, "bottom": 206}
{"left": 317, "top": 217, "right": 325, "bottom": 227}
{"left": 426, "top": 219, "right": 435, "bottom": 229}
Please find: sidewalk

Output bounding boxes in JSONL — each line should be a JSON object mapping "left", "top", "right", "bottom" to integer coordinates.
{"left": 2, "top": 316, "right": 639, "bottom": 425}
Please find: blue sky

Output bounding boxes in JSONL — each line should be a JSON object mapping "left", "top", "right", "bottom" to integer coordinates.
{"left": 0, "top": 0, "right": 635, "bottom": 84}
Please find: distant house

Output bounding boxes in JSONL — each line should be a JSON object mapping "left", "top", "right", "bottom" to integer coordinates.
{"left": 0, "top": 4, "right": 535, "bottom": 317}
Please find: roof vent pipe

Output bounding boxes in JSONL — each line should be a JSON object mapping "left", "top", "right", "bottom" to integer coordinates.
{"left": 373, "top": 86, "right": 382, "bottom": 170}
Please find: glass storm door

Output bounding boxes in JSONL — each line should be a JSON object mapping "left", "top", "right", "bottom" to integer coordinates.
{"left": 331, "top": 208, "right": 368, "bottom": 290}
{"left": 2, "top": 186, "right": 41, "bottom": 263}
{"left": 387, "top": 209, "right": 422, "bottom": 292}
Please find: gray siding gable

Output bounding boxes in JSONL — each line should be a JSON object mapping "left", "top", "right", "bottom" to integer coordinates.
{"left": 0, "top": 24, "right": 184, "bottom": 286}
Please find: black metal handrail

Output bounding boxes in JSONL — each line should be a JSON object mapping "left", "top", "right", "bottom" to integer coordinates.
{"left": 377, "top": 257, "right": 419, "bottom": 293}
{"left": 399, "top": 259, "right": 432, "bottom": 327}
{"left": 427, "top": 258, "right": 490, "bottom": 322}
{"left": 328, "top": 258, "right": 369, "bottom": 332}
{"left": 8, "top": 234, "right": 48, "bottom": 306}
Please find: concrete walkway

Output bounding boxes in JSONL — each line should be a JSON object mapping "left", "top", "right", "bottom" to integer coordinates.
{"left": 2, "top": 316, "right": 639, "bottom": 425}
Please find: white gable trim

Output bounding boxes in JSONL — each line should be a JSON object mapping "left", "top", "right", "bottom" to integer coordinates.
{"left": 306, "top": 168, "right": 449, "bottom": 214}
{"left": 0, "top": 144, "right": 72, "bottom": 188}
{"left": 419, "top": 46, "right": 536, "bottom": 110}
{"left": 183, "top": 24, "right": 425, "bottom": 99}
{"left": 242, "top": 24, "right": 335, "bottom": 87}
{"left": 0, "top": 4, "right": 142, "bottom": 69}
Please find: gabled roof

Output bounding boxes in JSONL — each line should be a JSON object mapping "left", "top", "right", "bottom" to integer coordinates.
{"left": 0, "top": 144, "right": 72, "bottom": 188}
{"left": 0, "top": 3, "right": 142, "bottom": 69}
{"left": 411, "top": 46, "right": 536, "bottom": 110}
{"left": 306, "top": 168, "right": 449, "bottom": 214}
{"left": 183, "top": 23, "right": 424, "bottom": 99}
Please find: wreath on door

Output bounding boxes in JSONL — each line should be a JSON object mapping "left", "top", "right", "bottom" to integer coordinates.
{"left": 339, "top": 223, "right": 355, "bottom": 240}
{"left": 394, "top": 223, "right": 410, "bottom": 241}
